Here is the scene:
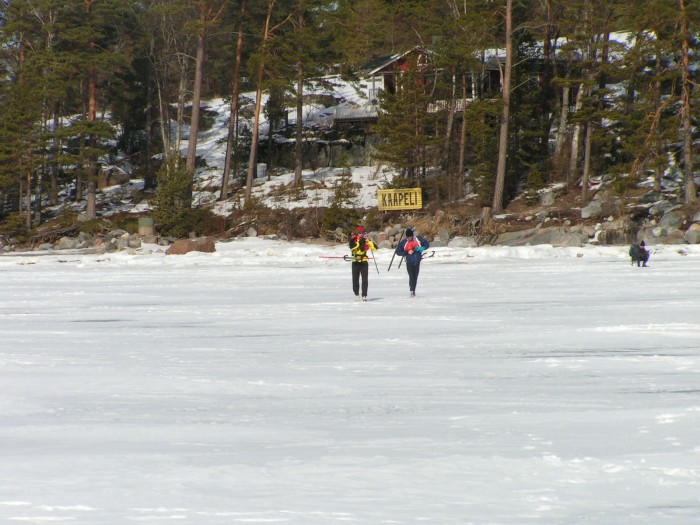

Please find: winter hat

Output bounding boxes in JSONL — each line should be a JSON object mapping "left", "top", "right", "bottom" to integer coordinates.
{"left": 405, "top": 228, "right": 414, "bottom": 237}
{"left": 356, "top": 225, "right": 365, "bottom": 233}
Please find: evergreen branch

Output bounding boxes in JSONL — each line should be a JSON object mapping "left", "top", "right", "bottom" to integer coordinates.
{"left": 628, "top": 99, "right": 673, "bottom": 182}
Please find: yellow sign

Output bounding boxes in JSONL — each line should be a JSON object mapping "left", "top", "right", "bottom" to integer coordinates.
{"left": 377, "top": 188, "right": 423, "bottom": 210}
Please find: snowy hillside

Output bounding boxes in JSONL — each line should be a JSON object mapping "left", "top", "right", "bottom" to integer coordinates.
{"left": 184, "top": 77, "right": 395, "bottom": 214}
{"left": 48, "top": 75, "right": 386, "bottom": 223}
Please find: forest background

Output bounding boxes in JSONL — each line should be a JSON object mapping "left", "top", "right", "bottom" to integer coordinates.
{"left": 0, "top": 0, "right": 699, "bottom": 242}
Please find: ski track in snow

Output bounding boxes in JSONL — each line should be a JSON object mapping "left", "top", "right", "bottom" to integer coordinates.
{"left": 1, "top": 239, "right": 700, "bottom": 524}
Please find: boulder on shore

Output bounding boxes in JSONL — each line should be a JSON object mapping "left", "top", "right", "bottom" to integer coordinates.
{"left": 165, "top": 238, "right": 216, "bottom": 255}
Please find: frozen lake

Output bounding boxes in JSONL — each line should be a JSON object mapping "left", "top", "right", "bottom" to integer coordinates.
{"left": 1, "top": 239, "right": 699, "bottom": 524}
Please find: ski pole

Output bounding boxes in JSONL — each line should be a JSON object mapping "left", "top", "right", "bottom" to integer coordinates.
{"left": 387, "top": 229, "right": 405, "bottom": 272}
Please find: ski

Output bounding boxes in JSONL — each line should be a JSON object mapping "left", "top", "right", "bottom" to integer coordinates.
{"left": 387, "top": 228, "right": 407, "bottom": 272}
{"left": 319, "top": 255, "right": 377, "bottom": 262}
{"left": 397, "top": 250, "right": 436, "bottom": 262}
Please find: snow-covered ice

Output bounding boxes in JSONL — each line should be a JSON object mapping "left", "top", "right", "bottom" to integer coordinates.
{"left": 1, "top": 239, "right": 699, "bottom": 524}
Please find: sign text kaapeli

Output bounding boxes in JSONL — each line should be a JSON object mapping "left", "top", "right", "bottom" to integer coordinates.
{"left": 377, "top": 188, "right": 423, "bottom": 210}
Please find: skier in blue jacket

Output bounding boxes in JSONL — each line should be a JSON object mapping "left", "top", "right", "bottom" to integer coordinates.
{"left": 395, "top": 228, "right": 429, "bottom": 297}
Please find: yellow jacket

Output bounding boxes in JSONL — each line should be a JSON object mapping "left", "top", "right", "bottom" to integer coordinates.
{"left": 349, "top": 236, "right": 377, "bottom": 263}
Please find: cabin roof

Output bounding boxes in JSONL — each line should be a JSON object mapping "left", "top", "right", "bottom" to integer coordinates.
{"left": 359, "top": 53, "right": 401, "bottom": 75}
{"left": 359, "top": 47, "right": 432, "bottom": 76}
{"left": 359, "top": 46, "right": 503, "bottom": 76}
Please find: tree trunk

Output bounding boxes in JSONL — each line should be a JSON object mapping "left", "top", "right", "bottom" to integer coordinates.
{"left": 86, "top": 67, "right": 97, "bottom": 221}
{"left": 653, "top": 48, "right": 663, "bottom": 192}
{"left": 245, "top": 0, "right": 276, "bottom": 204}
{"left": 18, "top": 178, "right": 24, "bottom": 226}
{"left": 186, "top": 31, "right": 205, "bottom": 181}
{"left": 443, "top": 70, "right": 457, "bottom": 199}
{"left": 457, "top": 70, "right": 467, "bottom": 200}
{"left": 34, "top": 160, "right": 43, "bottom": 225}
{"left": 155, "top": 57, "right": 172, "bottom": 166}
{"left": 221, "top": 0, "right": 247, "bottom": 200}
{"left": 25, "top": 167, "right": 32, "bottom": 230}
{"left": 185, "top": 0, "right": 226, "bottom": 178}
{"left": 540, "top": 0, "right": 556, "bottom": 153}
{"left": 43, "top": 23, "right": 58, "bottom": 209}
{"left": 175, "top": 66, "right": 188, "bottom": 167}
{"left": 555, "top": 79, "right": 570, "bottom": 160}
{"left": 245, "top": 84, "right": 264, "bottom": 204}
{"left": 581, "top": 117, "right": 593, "bottom": 205}
{"left": 567, "top": 83, "right": 585, "bottom": 186}
{"left": 75, "top": 81, "right": 85, "bottom": 204}
{"left": 679, "top": 0, "right": 697, "bottom": 204}
{"left": 17, "top": 35, "right": 32, "bottom": 229}
{"left": 75, "top": 168, "right": 83, "bottom": 202}
{"left": 144, "top": 62, "right": 154, "bottom": 190}
{"left": 444, "top": 69, "right": 456, "bottom": 155}
{"left": 155, "top": 76, "right": 171, "bottom": 165}
{"left": 266, "top": 107, "right": 274, "bottom": 180}
{"left": 414, "top": 91, "right": 421, "bottom": 186}
{"left": 294, "top": 59, "right": 304, "bottom": 187}
{"left": 50, "top": 104, "right": 60, "bottom": 205}
{"left": 492, "top": 0, "right": 512, "bottom": 214}
{"left": 583, "top": 29, "right": 609, "bottom": 205}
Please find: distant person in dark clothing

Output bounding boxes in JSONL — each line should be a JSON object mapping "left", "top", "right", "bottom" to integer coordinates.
{"left": 395, "top": 228, "right": 430, "bottom": 297}
{"left": 349, "top": 225, "right": 377, "bottom": 301}
{"left": 629, "top": 240, "right": 650, "bottom": 267}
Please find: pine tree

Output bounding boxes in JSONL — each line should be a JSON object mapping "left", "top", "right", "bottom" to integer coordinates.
{"left": 153, "top": 157, "right": 193, "bottom": 235}
{"left": 554, "top": 1, "right": 620, "bottom": 204}
{"left": 326, "top": 0, "right": 394, "bottom": 72}
{"left": 436, "top": 0, "right": 500, "bottom": 202}
{"left": 0, "top": 0, "right": 69, "bottom": 228}
{"left": 374, "top": 57, "right": 441, "bottom": 188}
{"left": 0, "top": 70, "right": 44, "bottom": 230}
{"left": 55, "top": 0, "right": 134, "bottom": 220}
{"left": 616, "top": 0, "right": 678, "bottom": 192}
{"left": 270, "top": 0, "right": 332, "bottom": 187}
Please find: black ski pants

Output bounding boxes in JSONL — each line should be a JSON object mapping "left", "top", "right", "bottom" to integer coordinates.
{"left": 406, "top": 262, "right": 421, "bottom": 292}
{"left": 352, "top": 261, "right": 369, "bottom": 297}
